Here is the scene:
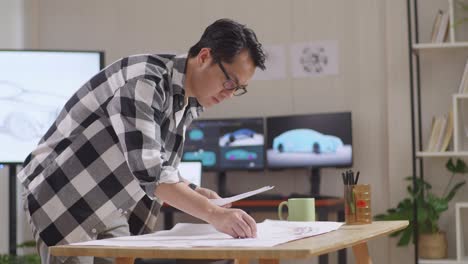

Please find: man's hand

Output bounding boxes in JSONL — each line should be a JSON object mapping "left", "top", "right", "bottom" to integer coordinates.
{"left": 208, "top": 207, "right": 257, "bottom": 239}
{"left": 155, "top": 182, "right": 253, "bottom": 238}
{"left": 195, "top": 187, "right": 232, "bottom": 208}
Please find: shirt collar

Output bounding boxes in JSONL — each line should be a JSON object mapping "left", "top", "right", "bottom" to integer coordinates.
{"left": 170, "top": 54, "right": 204, "bottom": 117}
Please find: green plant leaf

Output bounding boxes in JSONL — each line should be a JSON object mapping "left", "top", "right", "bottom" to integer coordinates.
{"left": 17, "top": 240, "right": 37, "bottom": 248}
{"left": 389, "top": 228, "right": 405, "bottom": 237}
{"left": 446, "top": 158, "right": 468, "bottom": 174}
{"left": 444, "top": 181, "right": 466, "bottom": 202}
{"left": 397, "top": 227, "right": 413, "bottom": 246}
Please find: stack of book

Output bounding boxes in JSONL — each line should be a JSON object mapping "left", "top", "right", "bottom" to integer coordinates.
{"left": 425, "top": 112, "right": 453, "bottom": 152}
{"left": 430, "top": 10, "right": 450, "bottom": 43}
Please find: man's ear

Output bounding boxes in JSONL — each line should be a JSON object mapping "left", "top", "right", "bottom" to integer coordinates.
{"left": 197, "top": 48, "right": 212, "bottom": 65}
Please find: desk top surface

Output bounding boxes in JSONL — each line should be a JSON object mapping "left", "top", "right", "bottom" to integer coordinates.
{"left": 50, "top": 220, "right": 408, "bottom": 260}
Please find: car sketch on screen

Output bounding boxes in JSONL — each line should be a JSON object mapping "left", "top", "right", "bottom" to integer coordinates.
{"left": 0, "top": 81, "right": 64, "bottom": 140}
{"left": 218, "top": 128, "right": 264, "bottom": 147}
{"left": 183, "top": 150, "right": 216, "bottom": 167}
{"left": 225, "top": 149, "right": 258, "bottom": 161}
{"left": 273, "top": 129, "right": 343, "bottom": 153}
{"left": 188, "top": 129, "right": 204, "bottom": 141}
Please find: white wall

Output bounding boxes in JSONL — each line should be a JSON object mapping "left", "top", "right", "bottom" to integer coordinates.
{"left": 11, "top": 0, "right": 457, "bottom": 263}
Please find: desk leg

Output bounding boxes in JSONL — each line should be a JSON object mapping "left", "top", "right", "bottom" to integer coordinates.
{"left": 317, "top": 210, "right": 329, "bottom": 264}
{"left": 259, "top": 259, "right": 279, "bottom": 264}
{"left": 234, "top": 259, "right": 249, "bottom": 264}
{"left": 337, "top": 209, "right": 347, "bottom": 264}
{"left": 115, "top": 257, "right": 134, "bottom": 264}
{"left": 352, "top": 242, "right": 372, "bottom": 264}
{"left": 164, "top": 211, "right": 174, "bottom": 230}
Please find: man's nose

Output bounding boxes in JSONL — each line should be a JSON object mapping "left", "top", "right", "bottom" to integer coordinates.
{"left": 220, "top": 89, "right": 235, "bottom": 101}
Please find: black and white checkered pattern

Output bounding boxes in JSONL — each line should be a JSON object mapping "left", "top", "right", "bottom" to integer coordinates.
{"left": 17, "top": 54, "right": 203, "bottom": 247}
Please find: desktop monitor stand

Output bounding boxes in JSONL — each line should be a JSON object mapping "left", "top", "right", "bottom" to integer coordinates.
{"left": 9, "top": 165, "right": 17, "bottom": 255}
{"left": 217, "top": 171, "right": 227, "bottom": 197}
{"left": 310, "top": 168, "right": 321, "bottom": 197}
{"left": 217, "top": 169, "right": 321, "bottom": 198}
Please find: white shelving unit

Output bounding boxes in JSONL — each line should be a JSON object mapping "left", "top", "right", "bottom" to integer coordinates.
{"left": 419, "top": 257, "right": 468, "bottom": 263}
{"left": 456, "top": 203, "right": 468, "bottom": 263}
{"left": 413, "top": 42, "right": 468, "bottom": 51}
{"left": 454, "top": 95, "right": 468, "bottom": 153}
{"left": 409, "top": 0, "right": 468, "bottom": 263}
{"left": 416, "top": 151, "right": 468, "bottom": 158}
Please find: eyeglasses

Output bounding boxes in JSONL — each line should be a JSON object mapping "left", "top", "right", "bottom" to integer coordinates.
{"left": 217, "top": 62, "right": 247, "bottom": 96}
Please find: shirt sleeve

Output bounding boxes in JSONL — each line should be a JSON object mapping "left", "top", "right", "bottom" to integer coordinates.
{"left": 106, "top": 78, "right": 180, "bottom": 199}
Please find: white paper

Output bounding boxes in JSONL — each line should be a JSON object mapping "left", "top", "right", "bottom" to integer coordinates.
{"left": 290, "top": 40, "right": 339, "bottom": 78}
{"left": 72, "top": 220, "right": 343, "bottom": 248}
{"left": 210, "top": 186, "right": 275, "bottom": 206}
{"left": 252, "top": 44, "right": 287, "bottom": 81}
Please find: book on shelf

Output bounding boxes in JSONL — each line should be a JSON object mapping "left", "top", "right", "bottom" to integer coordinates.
{"left": 459, "top": 58, "right": 468, "bottom": 93}
{"left": 439, "top": 111, "right": 453, "bottom": 152}
{"left": 434, "top": 116, "right": 447, "bottom": 151}
{"left": 430, "top": 10, "right": 443, "bottom": 42}
{"left": 425, "top": 113, "right": 453, "bottom": 152}
{"left": 430, "top": 10, "right": 449, "bottom": 43}
{"left": 426, "top": 116, "right": 441, "bottom": 152}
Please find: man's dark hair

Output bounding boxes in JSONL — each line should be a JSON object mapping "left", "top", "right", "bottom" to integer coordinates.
{"left": 188, "top": 18, "right": 266, "bottom": 70}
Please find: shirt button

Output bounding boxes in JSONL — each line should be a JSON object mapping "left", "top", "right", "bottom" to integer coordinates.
{"left": 118, "top": 208, "right": 123, "bottom": 213}
{"left": 91, "top": 228, "right": 97, "bottom": 234}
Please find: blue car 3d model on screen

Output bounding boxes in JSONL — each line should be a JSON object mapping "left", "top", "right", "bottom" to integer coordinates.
{"left": 219, "top": 128, "right": 263, "bottom": 147}
{"left": 273, "top": 129, "right": 343, "bottom": 154}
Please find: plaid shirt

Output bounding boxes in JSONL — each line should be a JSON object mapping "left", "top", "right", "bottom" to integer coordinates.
{"left": 17, "top": 54, "right": 203, "bottom": 249}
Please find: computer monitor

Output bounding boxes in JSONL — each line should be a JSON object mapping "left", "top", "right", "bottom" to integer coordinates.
{"left": 183, "top": 117, "right": 265, "bottom": 171}
{"left": 178, "top": 161, "right": 203, "bottom": 187}
{"left": 0, "top": 50, "right": 104, "bottom": 163}
{"left": 266, "top": 112, "right": 352, "bottom": 168}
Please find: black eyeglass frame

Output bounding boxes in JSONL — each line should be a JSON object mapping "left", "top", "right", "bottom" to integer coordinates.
{"left": 217, "top": 62, "right": 247, "bottom": 96}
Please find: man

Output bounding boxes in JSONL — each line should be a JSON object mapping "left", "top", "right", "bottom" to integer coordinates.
{"left": 18, "top": 18, "right": 266, "bottom": 264}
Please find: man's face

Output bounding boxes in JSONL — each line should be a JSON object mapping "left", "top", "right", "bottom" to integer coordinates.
{"left": 190, "top": 48, "right": 256, "bottom": 108}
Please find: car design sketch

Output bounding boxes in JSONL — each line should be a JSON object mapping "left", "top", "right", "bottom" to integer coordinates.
{"left": 188, "top": 129, "right": 204, "bottom": 141}
{"left": 225, "top": 149, "right": 258, "bottom": 161}
{"left": 273, "top": 128, "right": 343, "bottom": 154}
{"left": 183, "top": 150, "right": 216, "bottom": 166}
{"left": 0, "top": 80, "right": 66, "bottom": 140}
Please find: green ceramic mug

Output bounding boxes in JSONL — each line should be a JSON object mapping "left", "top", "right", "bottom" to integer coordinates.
{"left": 278, "top": 198, "right": 316, "bottom": 221}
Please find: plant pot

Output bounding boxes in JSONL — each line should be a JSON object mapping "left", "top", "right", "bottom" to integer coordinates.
{"left": 418, "top": 232, "right": 448, "bottom": 259}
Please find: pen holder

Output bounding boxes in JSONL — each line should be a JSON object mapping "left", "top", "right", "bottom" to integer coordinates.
{"left": 344, "top": 184, "right": 372, "bottom": 225}
{"left": 344, "top": 185, "right": 357, "bottom": 224}
{"left": 354, "top": 184, "right": 372, "bottom": 224}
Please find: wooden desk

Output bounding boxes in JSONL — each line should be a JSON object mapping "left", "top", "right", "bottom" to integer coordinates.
{"left": 161, "top": 197, "right": 345, "bottom": 264}
{"left": 50, "top": 220, "right": 408, "bottom": 264}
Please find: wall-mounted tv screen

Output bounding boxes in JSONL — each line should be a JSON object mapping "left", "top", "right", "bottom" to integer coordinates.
{"left": 0, "top": 50, "right": 104, "bottom": 163}
{"left": 183, "top": 118, "right": 265, "bottom": 171}
{"left": 266, "top": 112, "right": 352, "bottom": 168}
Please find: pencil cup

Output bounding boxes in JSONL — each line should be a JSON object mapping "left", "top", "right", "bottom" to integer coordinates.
{"left": 344, "top": 185, "right": 357, "bottom": 224}
{"left": 354, "top": 184, "right": 372, "bottom": 224}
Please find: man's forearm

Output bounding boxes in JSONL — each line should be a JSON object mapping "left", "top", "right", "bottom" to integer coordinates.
{"left": 155, "top": 182, "right": 219, "bottom": 223}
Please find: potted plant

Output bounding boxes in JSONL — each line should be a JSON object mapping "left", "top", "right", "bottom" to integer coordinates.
{"left": 375, "top": 158, "right": 467, "bottom": 259}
